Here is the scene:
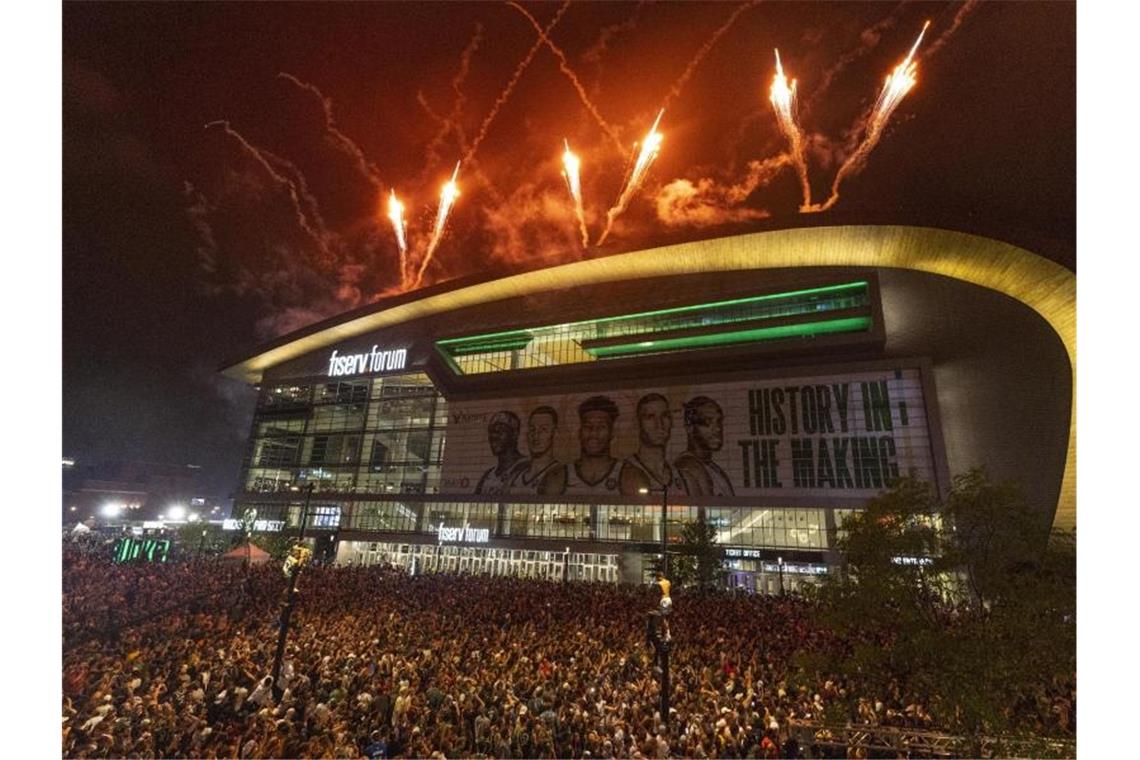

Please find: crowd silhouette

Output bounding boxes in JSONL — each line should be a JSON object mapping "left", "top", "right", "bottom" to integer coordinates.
{"left": 62, "top": 545, "right": 1074, "bottom": 758}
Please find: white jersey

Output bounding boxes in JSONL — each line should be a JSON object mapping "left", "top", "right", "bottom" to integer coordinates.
{"left": 675, "top": 452, "right": 736, "bottom": 497}
{"left": 622, "top": 454, "right": 685, "bottom": 493}
{"left": 564, "top": 459, "right": 623, "bottom": 495}
{"left": 507, "top": 459, "right": 562, "bottom": 495}
{"left": 475, "top": 459, "right": 527, "bottom": 496}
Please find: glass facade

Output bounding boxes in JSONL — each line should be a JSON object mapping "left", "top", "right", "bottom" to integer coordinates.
{"left": 241, "top": 373, "right": 447, "bottom": 497}
{"left": 436, "top": 281, "right": 871, "bottom": 375}
{"left": 235, "top": 372, "right": 859, "bottom": 562}
{"left": 236, "top": 495, "right": 848, "bottom": 555}
{"left": 230, "top": 276, "right": 905, "bottom": 590}
{"left": 337, "top": 542, "right": 621, "bottom": 583}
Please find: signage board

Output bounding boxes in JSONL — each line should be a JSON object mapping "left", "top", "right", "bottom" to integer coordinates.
{"left": 327, "top": 346, "right": 407, "bottom": 377}
{"left": 439, "top": 368, "right": 936, "bottom": 501}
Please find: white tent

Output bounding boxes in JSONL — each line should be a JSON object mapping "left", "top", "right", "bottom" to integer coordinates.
{"left": 71, "top": 522, "right": 91, "bottom": 534}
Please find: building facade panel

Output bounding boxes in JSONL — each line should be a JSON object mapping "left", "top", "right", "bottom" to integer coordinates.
{"left": 439, "top": 367, "right": 937, "bottom": 502}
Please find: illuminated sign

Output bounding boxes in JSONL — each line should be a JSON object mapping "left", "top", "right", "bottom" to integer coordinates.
{"left": 223, "top": 518, "right": 285, "bottom": 532}
{"left": 436, "top": 520, "right": 490, "bottom": 545}
{"left": 891, "top": 555, "right": 934, "bottom": 566}
{"left": 761, "top": 562, "right": 829, "bottom": 575}
{"left": 327, "top": 346, "right": 407, "bottom": 377}
{"left": 114, "top": 538, "right": 170, "bottom": 563}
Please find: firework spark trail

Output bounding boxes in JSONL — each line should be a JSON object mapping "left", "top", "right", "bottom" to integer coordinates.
{"left": 582, "top": 0, "right": 647, "bottom": 66}
{"left": 387, "top": 189, "right": 409, "bottom": 287}
{"left": 727, "top": 2, "right": 902, "bottom": 163}
{"left": 597, "top": 110, "right": 664, "bottom": 245}
{"left": 808, "top": 21, "right": 930, "bottom": 213}
{"left": 417, "top": 71, "right": 504, "bottom": 205}
{"left": 464, "top": 0, "right": 572, "bottom": 164}
{"left": 661, "top": 0, "right": 761, "bottom": 111}
{"left": 277, "top": 72, "right": 384, "bottom": 188}
{"left": 414, "top": 162, "right": 461, "bottom": 288}
{"left": 768, "top": 49, "right": 813, "bottom": 209}
{"left": 421, "top": 23, "right": 485, "bottom": 176}
{"left": 924, "top": 0, "right": 979, "bottom": 59}
{"left": 561, "top": 139, "right": 589, "bottom": 247}
{"left": 205, "top": 120, "right": 332, "bottom": 257}
{"left": 801, "top": 1, "right": 907, "bottom": 118}
{"left": 726, "top": 153, "right": 794, "bottom": 203}
{"left": 266, "top": 152, "right": 333, "bottom": 248}
{"left": 507, "top": 1, "right": 626, "bottom": 156}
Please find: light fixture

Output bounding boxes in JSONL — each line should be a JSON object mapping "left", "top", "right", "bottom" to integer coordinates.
{"left": 100, "top": 503, "right": 123, "bottom": 518}
{"left": 168, "top": 505, "right": 186, "bottom": 521}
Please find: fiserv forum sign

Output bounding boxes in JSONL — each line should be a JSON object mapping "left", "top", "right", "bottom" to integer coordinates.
{"left": 439, "top": 367, "right": 938, "bottom": 500}
{"left": 326, "top": 346, "right": 407, "bottom": 377}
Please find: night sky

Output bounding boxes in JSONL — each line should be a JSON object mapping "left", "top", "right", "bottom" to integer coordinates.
{"left": 62, "top": 1, "right": 1075, "bottom": 500}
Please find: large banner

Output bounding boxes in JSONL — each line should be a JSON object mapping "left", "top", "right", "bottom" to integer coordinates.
{"left": 440, "top": 368, "right": 937, "bottom": 500}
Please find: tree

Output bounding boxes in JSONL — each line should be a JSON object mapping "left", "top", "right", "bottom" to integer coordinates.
{"left": 254, "top": 531, "right": 301, "bottom": 561}
{"left": 670, "top": 517, "right": 725, "bottom": 590}
{"left": 174, "top": 523, "right": 231, "bottom": 559}
{"left": 809, "top": 469, "right": 1075, "bottom": 751}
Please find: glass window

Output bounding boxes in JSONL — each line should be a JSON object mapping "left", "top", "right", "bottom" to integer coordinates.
{"left": 308, "top": 434, "right": 361, "bottom": 466}
{"left": 259, "top": 385, "right": 311, "bottom": 408}
{"left": 254, "top": 436, "right": 301, "bottom": 468}
{"left": 438, "top": 281, "right": 872, "bottom": 374}
{"left": 316, "top": 381, "right": 369, "bottom": 405}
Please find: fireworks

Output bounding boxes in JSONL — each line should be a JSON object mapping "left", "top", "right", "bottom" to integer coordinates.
{"left": 597, "top": 110, "right": 665, "bottom": 245}
{"left": 509, "top": 1, "right": 625, "bottom": 156}
{"left": 387, "top": 190, "right": 408, "bottom": 286}
{"left": 561, "top": 140, "right": 589, "bottom": 247}
{"left": 811, "top": 21, "right": 930, "bottom": 212}
{"left": 874, "top": 20, "right": 929, "bottom": 126}
{"left": 768, "top": 49, "right": 812, "bottom": 209}
{"left": 204, "top": 13, "right": 951, "bottom": 299}
{"left": 414, "top": 162, "right": 461, "bottom": 288}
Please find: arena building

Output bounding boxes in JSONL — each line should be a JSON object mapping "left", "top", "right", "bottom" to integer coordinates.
{"left": 220, "top": 226, "right": 1074, "bottom": 593}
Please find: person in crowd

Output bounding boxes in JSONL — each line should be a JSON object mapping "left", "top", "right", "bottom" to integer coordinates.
{"left": 62, "top": 542, "right": 1074, "bottom": 759}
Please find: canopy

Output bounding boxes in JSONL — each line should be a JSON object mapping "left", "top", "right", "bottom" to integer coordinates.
{"left": 220, "top": 542, "right": 272, "bottom": 565}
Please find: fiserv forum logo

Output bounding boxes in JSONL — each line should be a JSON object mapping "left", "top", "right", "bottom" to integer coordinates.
{"left": 327, "top": 346, "right": 407, "bottom": 377}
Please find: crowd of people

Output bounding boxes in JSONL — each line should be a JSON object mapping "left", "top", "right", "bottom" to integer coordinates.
{"left": 62, "top": 546, "right": 1075, "bottom": 758}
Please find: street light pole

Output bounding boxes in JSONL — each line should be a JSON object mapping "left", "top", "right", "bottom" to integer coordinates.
{"left": 641, "top": 483, "right": 672, "bottom": 728}
{"left": 659, "top": 483, "right": 670, "bottom": 728}
{"left": 270, "top": 482, "right": 314, "bottom": 701}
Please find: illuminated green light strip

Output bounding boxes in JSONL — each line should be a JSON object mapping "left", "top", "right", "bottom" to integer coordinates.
{"left": 589, "top": 281, "right": 866, "bottom": 326}
{"left": 436, "top": 280, "right": 868, "bottom": 347}
{"left": 584, "top": 316, "right": 873, "bottom": 358}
